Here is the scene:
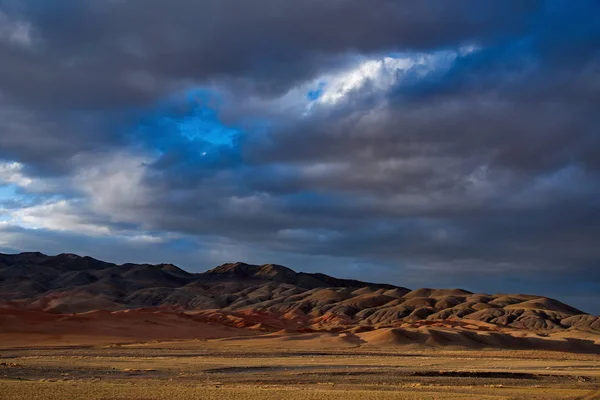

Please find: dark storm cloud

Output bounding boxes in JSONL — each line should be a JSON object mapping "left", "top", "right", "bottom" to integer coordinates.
{"left": 0, "top": 0, "right": 599, "bottom": 311}
{"left": 0, "top": 101, "right": 131, "bottom": 175}
{"left": 0, "top": 0, "right": 542, "bottom": 172}
{"left": 222, "top": 0, "right": 600, "bottom": 287}
{"left": 0, "top": 0, "right": 540, "bottom": 108}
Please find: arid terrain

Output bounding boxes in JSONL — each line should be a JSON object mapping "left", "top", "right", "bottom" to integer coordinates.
{"left": 1, "top": 342, "right": 599, "bottom": 399}
{"left": 1, "top": 252, "right": 599, "bottom": 398}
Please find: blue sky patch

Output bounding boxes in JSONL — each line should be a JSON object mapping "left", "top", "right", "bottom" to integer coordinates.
{"left": 307, "top": 81, "right": 327, "bottom": 101}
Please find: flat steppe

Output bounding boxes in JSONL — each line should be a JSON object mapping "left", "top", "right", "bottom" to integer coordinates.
{"left": 1, "top": 338, "right": 599, "bottom": 400}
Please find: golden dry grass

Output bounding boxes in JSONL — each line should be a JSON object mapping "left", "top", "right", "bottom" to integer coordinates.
{"left": 1, "top": 340, "right": 599, "bottom": 400}
{"left": 1, "top": 378, "right": 599, "bottom": 400}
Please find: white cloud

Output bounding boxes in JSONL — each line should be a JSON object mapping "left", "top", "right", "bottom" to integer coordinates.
{"left": 10, "top": 199, "right": 112, "bottom": 236}
{"left": 0, "top": 161, "right": 32, "bottom": 187}
{"left": 73, "top": 152, "right": 156, "bottom": 222}
{"left": 307, "top": 46, "right": 478, "bottom": 108}
{"left": 125, "top": 234, "right": 167, "bottom": 244}
{"left": 0, "top": 152, "right": 169, "bottom": 241}
{"left": 315, "top": 56, "right": 415, "bottom": 105}
{"left": 0, "top": 160, "right": 64, "bottom": 193}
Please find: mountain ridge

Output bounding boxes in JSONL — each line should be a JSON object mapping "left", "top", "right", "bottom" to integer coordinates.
{"left": 1, "top": 251, "right": 599, "bottom": 345}
{"left": 0, "top": 252, "right": 400, "bottom": 290}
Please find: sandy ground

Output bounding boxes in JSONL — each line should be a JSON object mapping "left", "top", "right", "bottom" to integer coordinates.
{"left": 1, "top": 307, "right": 600, "bottom": 398}
{"left": 1, "top": 338, "right": 600, "bottom": 400}
{"left": 2, "top": 307, "right": 600, "bottom": 353}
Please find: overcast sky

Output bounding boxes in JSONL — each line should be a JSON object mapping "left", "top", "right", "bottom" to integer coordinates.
{"left": 0, "top": 1, "right": 599, "bottom": 313}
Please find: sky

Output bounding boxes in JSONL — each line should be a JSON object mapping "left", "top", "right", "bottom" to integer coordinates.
{"left": 0, "top": 1, "right": 599, "bottom": 313}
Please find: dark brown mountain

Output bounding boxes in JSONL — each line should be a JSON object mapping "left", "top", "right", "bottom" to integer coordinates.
{"left": 202, "top": 262, "right": 399, "bottom": 289}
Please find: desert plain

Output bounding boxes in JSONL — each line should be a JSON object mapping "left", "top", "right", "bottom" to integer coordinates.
{"left": 1, "top": 252, "right": 599, "bottom": 399}
{"left": 1, "top": 337, "right": 600, "bottom": 400}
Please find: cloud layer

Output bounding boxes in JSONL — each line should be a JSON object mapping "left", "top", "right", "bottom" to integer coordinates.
{"left": 0, "top": 0, "right": 599, "bottom": 312}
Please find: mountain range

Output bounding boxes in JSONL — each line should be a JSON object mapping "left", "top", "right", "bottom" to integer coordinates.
{"left": 1, "top": 252, "right": 599, "bottom": 351}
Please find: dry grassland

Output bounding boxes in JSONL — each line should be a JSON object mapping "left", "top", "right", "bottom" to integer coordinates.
{"left": 1, "top": 340, "right": 599, "bottom": 399}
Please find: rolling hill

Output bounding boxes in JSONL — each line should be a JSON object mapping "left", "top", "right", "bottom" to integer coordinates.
{"left": 1, "top": 252, "right": 599, "bottom": 351}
